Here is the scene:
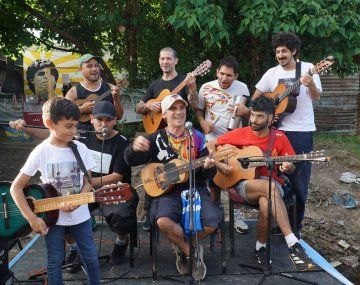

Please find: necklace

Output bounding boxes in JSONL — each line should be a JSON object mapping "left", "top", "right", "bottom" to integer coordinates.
{"left": 166, "top": 130, "right": 187, "bottom": 160}
{"left": 166, "top": 129, "right": 186, "bottom": 139}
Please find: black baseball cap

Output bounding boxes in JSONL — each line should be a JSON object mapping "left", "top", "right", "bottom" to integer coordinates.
{"left": 93, "top": 101, "right": 116, "bottom": 118}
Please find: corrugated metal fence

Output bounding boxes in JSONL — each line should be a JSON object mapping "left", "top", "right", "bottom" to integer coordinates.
{"left": 314, "top": 74, "right": 360, "bottom": 134}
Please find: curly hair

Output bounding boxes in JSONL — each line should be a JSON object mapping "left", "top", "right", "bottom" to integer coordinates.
{"left": 42, "top": 97, "right": 80, "bottom": 123}
{"left": 271, "top": 31, "right": 301, "bottom": 58}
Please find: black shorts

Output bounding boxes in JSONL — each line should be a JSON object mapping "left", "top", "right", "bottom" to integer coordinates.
{"left": 150, "top": 187, "right": 222, "bottom": 229}
{"left": 101, "top": 188, "right": 139, "bottom": 234}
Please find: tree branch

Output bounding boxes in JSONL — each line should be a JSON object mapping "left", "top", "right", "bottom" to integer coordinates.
{"left": 19, "top": 0, "right": 86, "bottom": 52}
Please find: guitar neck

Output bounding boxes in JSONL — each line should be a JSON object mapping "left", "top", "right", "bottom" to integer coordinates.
{"left": 171, "top": 80, "right": 187, "bottom": 95}
{"left": 278, "top": 68, "right": 313, "bottom": 101}
{"left": 95, "top": 89, "right": 112, "bottom": 102}
{"left": 33, "top": 192, "right": 95, "bottom": 213}
{"left": 176, "top": 152, "right": 229, "bottom": 175}
{"left": 247, "top": 153, "right": 317, "bottom": 168}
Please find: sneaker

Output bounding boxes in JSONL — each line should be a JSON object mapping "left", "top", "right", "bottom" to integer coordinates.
{"left": 64, "top": 250, "right": 81, "bottom": 273}
{"left": 143, "top": 212, "right": 150, "bottom": 232}
{"left": 172, "top": 244, "right": 189, "bottom": 275}
{"left": 289, "top": 243, "right": 315, "bottom": 271}
{"left": 110, "top": 239, "right": 129, "bottom": 265}
{"left": 192, "top": 244, "right": 206, "bottom": 281}
{"left": 234, "top": 216, "right": 248, "bottom": 234}
{"left": 255, "top": 246, "right": 271, "bottom": 267}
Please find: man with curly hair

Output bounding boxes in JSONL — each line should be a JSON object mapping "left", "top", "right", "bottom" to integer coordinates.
{"left": 252, "top": 31, "right": 322, "bottom": 238}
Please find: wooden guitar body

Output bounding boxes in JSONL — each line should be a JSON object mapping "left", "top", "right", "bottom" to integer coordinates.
{"left": 141, "top": 145, "right": 236, "bottom": 197}
{"left": 141, "top": 159, "right": 189, "bottom": 197}
{"left": 213, "top": 145, "right": 329, "bottom": 189}
{"left": 264, "top": 83, "right": 297, "bottom": 115}
{"left": 213, "top": 146, "right": 263, "bottom": 189}
{"left": 76, "top": 94, "right": 108, "bottom": 122}
{"left": 142, "top": 89, "right": 170, "bottom": 134}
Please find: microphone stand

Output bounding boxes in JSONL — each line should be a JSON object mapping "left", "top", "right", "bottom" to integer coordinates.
{"left": 237, "top": 157, "right": 318, "bottom": 285}
{"left": 186, "top": 128, "right": 195, "bottom": 284}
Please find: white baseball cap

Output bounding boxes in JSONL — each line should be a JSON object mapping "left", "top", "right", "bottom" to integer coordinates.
{"left": 161, "top": 94, "right": 188, "bottom": 114}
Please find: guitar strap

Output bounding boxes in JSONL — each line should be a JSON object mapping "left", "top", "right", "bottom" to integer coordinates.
{"left": 68, "top": 141, "right": 92, "bottom": 185}
{"left": 294, "top": 61, "right": 302, "bottom": 96}
{"left": 264, "top": 127, "right": 276, "bottom": 158}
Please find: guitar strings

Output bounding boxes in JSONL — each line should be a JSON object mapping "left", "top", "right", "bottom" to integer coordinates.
{"left": 157, "top": 148, "right": 237, "bottom": 177}
{"left": 0, "top": 197, "right": 126, "bottom": 216}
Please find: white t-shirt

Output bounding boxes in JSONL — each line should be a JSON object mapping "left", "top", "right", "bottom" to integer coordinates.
{"left": 198, "top": 80, "right": 250, "bottom": 141}
{"left": 255, "top": 62, "right": 322, "bottom": 132}
{"left": 21, "top": 139, "right": 96, "bottom": 226}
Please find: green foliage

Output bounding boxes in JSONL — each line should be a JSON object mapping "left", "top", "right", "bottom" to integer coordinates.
{"left": 314, "top": 133, "right": 360, "bottom": 158}
{"left": 0, "top": 0, "right": 359, "bottom": 90}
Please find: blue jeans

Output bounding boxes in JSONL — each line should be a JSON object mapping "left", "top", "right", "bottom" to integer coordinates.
{"left": 45, "top": 219, "right": 100, "bottom": 285}
{"left": 284, "top": 131, "right": 313, "bottom": 232}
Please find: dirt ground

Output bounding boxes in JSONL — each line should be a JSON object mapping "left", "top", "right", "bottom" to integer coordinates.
{"left": 0, "top": 138, "right": 359, "bottom": 284}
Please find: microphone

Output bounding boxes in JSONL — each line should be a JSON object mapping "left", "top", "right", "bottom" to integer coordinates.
{"left": 185, "top": 121, "right": 193, "bottom": 136}
{"left": 101, "top": 128, "right": 108, "bottom": 137}
{"left": 74, "top": 134, "right": 86, "bottom": 140}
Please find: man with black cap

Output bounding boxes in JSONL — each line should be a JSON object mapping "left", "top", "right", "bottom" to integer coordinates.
{"left": 64, "top": 100, "right": 139, "bottom": 268}
{"left": 66, "top": 54, "right": 124, "bottom": 127}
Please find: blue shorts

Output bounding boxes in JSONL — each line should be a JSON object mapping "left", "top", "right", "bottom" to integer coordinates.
{"left": 150, "top": 187, "right": 222, "bottom": 229}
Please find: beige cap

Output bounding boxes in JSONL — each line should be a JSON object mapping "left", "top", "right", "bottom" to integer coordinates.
{"left": 161, "top": 94, "right": 188, "bottom": 114}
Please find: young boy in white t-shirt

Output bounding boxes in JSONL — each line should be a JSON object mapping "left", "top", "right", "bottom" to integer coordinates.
{"left": 10, "top": 97, "right": 100, "bottom": 285}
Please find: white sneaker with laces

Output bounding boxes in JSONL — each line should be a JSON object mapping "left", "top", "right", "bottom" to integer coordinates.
{"left": 234, "top": 216, "right": 248, "bottom": 234}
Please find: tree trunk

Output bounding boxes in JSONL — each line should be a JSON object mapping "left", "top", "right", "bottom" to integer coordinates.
{"left": 125, "top": 0, "right": 138, "bottom": 86}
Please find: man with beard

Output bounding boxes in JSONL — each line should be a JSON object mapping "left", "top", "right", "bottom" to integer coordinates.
{"left": 135, "top": 47, "right": 197, "bottom": 231}
{"left": 252, "top": 31, "right": 322, "bottom": 238}
{"left": 195, "top": 56, "right": 250, "bottom": 233}
{"left": 207, "top": 96, "right": 315, "bottom": 271}
{"left": 66, "top": 54, "right": 124, "bottom": 128}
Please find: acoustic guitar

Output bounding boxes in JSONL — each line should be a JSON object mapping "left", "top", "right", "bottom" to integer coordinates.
{"left": 142, "top": 60, "right": 212, "bottom": 134}
{"left": 264, "top": 56, "right": 335, "bottom": 115}
{"left": 0, "top": 181, "right": 131, "bottom": 241}
{"left": 75, "top": 79, "right": 129, "bottom": 123}
{"left": 140, "top": 145, "right": 236, "bottom": 197}
{"left": 213, "top": 145, "right": 329, "bottom": 189}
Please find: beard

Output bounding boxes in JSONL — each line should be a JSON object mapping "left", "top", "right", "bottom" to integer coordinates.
{"left": 250, "top": 120, "right": 269, "bottom": 131}
{"left": 85, "top": 73, "right": 100, "bottom": 82}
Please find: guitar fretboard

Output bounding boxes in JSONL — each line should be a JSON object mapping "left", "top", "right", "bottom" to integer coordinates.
{"left": 33, "top": 192, "right": 95, "bottom": 213}
{"left": 172, "top": 80, "right": 188, "bottom": 96}
{"left": 170, "top": 149, "right": 233, "bottom": 176}
{"left": 278, "top": 69, "right": 312, "bottom": 102}
{"left": 95, "top": 89, "right": 112, "bottom": 102}
{"left": 245, "top": 153, "right": 322, "bottom": 168}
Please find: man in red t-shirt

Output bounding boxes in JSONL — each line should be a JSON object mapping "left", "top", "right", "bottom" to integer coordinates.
{"left": 207, "top": 96, "right": 314, "bottom": 271}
